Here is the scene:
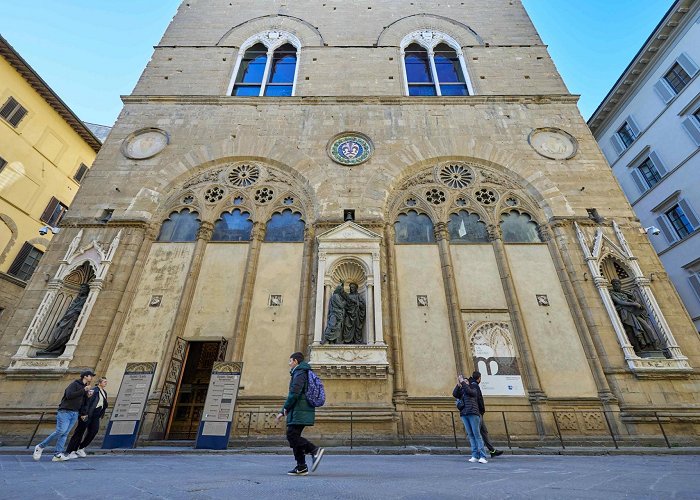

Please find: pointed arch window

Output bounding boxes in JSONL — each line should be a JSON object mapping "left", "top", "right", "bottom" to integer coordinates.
{"left": 211, "top": 209, "right": 253, "bottom": 242}
{"left": 401, "top": 31, "right": 472, "bottom": 97}
{"left": 395, "top": 211, "right": 436, "bottom": 243}
{"left": 500, "top": 210, "right": 541, "bottom": 243}
{"left": 157, "top": 209, "right": 200, "bottom": 242}
{"left": 264, "top": 210, "right": 305, "bottom": 242}
{"left": 230, "top": 33, "right": 300, "bottom": 97}
{"left": 448, "top": 211, "right": 489, "bottom": 243}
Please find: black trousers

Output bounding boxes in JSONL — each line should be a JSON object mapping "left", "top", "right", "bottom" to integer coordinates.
{"left": 480, "top": 418, "right": 495, "bottom": 453}
{"left": 286, "top": 424, "right": 317, "bottom": 466}
{"left": 66, "top": 417, "right": 101, "bottom": 453}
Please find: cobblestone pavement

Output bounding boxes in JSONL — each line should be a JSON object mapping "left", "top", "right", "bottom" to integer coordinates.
{"left": 2, "top": 453, "right": 699, "bottom": 499}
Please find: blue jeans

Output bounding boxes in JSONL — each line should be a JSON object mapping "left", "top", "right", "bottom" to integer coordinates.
{"left": 461, "top": 414, "right": 488, "bottom": 459}
{"left": 38, "top": 410, "right": 78, "bottom": 455}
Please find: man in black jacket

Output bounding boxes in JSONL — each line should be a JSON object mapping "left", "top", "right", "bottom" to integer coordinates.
{"left": 33, "top": 370, "right": 94, "bottom": 462}
{"left": 453, "top": 373, "right": 488, "bottom": 463}
{"left": 66, "top": 376, "right": 108, "bottom": 458}
{"left": 470, "top": 371, "right": 504, "bottom": 458}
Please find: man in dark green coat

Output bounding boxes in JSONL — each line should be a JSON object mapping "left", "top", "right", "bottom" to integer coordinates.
{"left": 275, "top": 352, "right": 325, "bottom": 475}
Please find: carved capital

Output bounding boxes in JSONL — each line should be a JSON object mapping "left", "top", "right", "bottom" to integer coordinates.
{"left": 251, "top": 221, "right": 267, "bottom": 241}
{"left": 434, "top": 222, "right": 449, "bottom": 241}
{"left": 537, "top": 224, "right": 553, "bottom": 242}
{"left": 196, "top": 221, "right": 214, "bottom": 241}
{"left": 487, "top": 224, "right": 501, "bottom": 242}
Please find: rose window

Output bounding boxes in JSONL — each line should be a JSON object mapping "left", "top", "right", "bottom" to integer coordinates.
{"left": 283, "top": 197, "right": 294, "bottom": 205}
{"left": 455, "top": 198, "right": 467, "bottom": 207}
{"left": 228, "top": 163, "right": 260, "bottom": 187}
{"left": 405, "top": 198, "right": 417, "bottom": 207}
{"left": 182, "top": 195, "right": 194, "bottom": 204}
{"left": 439, "top": 163, "right": 474, "bottom": 189}
{"left": 425, "top": 188, "right": 446, "bottom": 205}
{"left": 204, "top": 186, "right": 225, "bottom": 203}
{"left": 254, "top": 187, "right": 274, "bottom": 204}
{"left": 475, "top": 188, "right": 498, "bottom": 205}
{"left": 233, "top": 196, "right": 243, "bottom": 205}
{"left": 505, "top": 197, "right": 518, "bottom": 207}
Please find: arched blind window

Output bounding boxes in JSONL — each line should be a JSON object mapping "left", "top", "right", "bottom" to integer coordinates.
{"left": 448, "top": 211, "right": 489, "bottom": 243}
{"left": 232, "top": 42, "right": 298, "bottom": 97}
{"left": 157, "top": 209, "right": 200, "bottom": 242}
{"left": 405, "top": 43, "right": 435, "bottom": 96}
{"left": 395, "top": 211, "right": 436, "bottom": 243}
{"left": 500, "top": 211, "right": 541, "bottom": 243}
{"left": 264, "top": 210, "right": 305, "bottom": 242}
{"left": 211, "top": 209, "right": 253, "bottom": 241}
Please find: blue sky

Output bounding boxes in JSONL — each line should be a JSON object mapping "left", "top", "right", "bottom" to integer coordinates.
{"left": 0, "top": 0, "right": 673, "bottom": 126}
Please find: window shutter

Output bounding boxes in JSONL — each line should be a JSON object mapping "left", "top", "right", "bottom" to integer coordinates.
{"left": 677, "top": 53, "right": 699, "bottom": 78}
{"left": 689, "top": 274, "right": 700, "bottom": 302}
{"left": 7, "top": 242, "right": 32, "bottom": 277}
{"left": 627, "top": 115, "right": 641, "bottom": 137}
{"left": 40, "top": 197, "right": 59, "bottom": 224}
{"left": 630, "top": 169, "right": 647, "bottom": 194}
{"left": 8, "top": 107, "right": 27, "bottom": 127}
{"left": 610, "top": 134, "right": 625, "bottom": 155}
{"left": 0, "top": 156, "right": 7, "bottom": 172}
{"left": 654, "top": 79, "right": 675, "bottom": 103}
{"left": 648, "top": 151, "right": 667, "bottom": 176}
{"left": 678, "top": 199, "right": 699, "bottom": 230}
{"left": 681, "top": 116, "right": 700, "bottom": 146}
{"left": 74, "top": 163, "right": 89, "bottom": 182}
{"left": 656, "top": 215, "right": 677, "bottom": 244}
{"left": 0, "top": 97, "right": 17, "bottom": 119}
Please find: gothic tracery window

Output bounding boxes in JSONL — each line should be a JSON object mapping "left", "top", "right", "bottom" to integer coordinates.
{"left": 448, "top": 211, "right": 489, "bottom": 243}
{"left": 402, "top": 32, "right": 471, "bottom": 97}
{"left": 157, "top": 209, "right": 200, "bottom": 242}
{"left": 211, "top": 209, "right": 253, "bottom": 242}
{"left": 499, "top": 210, "right": 541, "bottom": 243}
{"left": 231, "top": 33, "right": 299, "bottom": 97}
{"left": 264, "top": 209, "right": 305, "bottom": 242}
{"left": 395, "top": 210, "right": 436, "bottom": 243}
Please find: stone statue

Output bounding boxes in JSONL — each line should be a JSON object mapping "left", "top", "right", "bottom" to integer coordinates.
{"left": 323, "top": 282, "right": 347, "bottom": 344}
{"left": 36, "top": 284, "right": 90, "bottom": 357}
{"left": 343, "top": 282, "right": 366, "bottom": 344}
{"left": 609, "top": 279, "right": 660, "bottom": 353}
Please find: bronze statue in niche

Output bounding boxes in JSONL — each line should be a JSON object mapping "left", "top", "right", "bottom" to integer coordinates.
{"left": 323, "top": 281, "right": 366, "bottom": 344}
{"left": 36, "top": 284, "right": 90, "bottom": 357}
{"left": 609, "top": 279, "right": 661, "bottom": 354}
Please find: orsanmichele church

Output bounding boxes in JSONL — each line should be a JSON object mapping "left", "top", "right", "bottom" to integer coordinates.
{"left": 1, "top": 1, "right": 699, "bottom": 444}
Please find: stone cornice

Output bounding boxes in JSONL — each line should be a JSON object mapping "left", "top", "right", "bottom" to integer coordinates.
{"left": 588, "top": 0, "right": 696, "bottom": 134}
{"left": 121, "top": 94, "right": 580, "bottom": 106}
{"left": 0, "top": 271, "right": 27, "bottom": 288}
{"left": 0, "top": 35, "right": 102, "bottom": 152}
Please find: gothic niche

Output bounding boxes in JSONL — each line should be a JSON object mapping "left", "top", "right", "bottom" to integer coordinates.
{"left": 34, "top": 262, "right": 94, "bottom": 357}
{"left": 323, "top": 261, "right": 367, "bottom": 344}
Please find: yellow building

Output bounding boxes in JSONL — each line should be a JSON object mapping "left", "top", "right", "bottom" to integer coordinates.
{"left": 0, "top": 35, "right": 101, "bottom": 334}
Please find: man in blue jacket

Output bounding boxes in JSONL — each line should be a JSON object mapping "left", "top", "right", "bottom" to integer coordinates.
{"left": 33, "top": 369, "right": 94, "bottom": 462}
{"left": 275, "top": 352, "right": 325, "bottom": 475}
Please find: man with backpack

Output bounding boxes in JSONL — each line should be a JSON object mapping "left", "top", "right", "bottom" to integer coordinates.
{"left": 275, "top": 351, "right": 325, "bottom": 475}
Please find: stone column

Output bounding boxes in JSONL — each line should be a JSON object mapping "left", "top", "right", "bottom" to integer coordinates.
{"left": 313, "top": 252, "right": 327, "bottom": 345}
{"left": 434, "top": 222, "right": 467, "bottom": 375}
{"left": 295, "top": 225, "right": 315, "bottom": 352}
{"left": 385, "top": 224, "right": 407, "bottom": 400}
{"left": 230, "top": 221, "right": 266, "bottom": 361}
{"left": 366, "top": 282, "right": 375, "bottom": 344}
{"left": 490, "top": 224, "right": 546, "bottom": 435}
{"left": 372, "top": 251, "right": 385, "bottom": 345}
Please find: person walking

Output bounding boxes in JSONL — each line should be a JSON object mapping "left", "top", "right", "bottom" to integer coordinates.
{"left": 470, "top": 371, "right": 504, "bottom": 458}
{"left": 33, "top": 370, "right": 95, "bottom": 462}
{"left": 65, "top": 377, "right": 108, "bottom": 458}
{"left": 275, "top": 352, "right": 324, "bottom": 476}
{"left": 453, "top": 373, "right": 488, "bottom": 464}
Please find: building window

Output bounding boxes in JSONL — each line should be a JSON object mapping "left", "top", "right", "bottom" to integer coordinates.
{"left": 401, "top": 31, "right": 471, "bottom": 97}
{"left": 39, "top": 197, "right": 68, "bottom": 227}
{"left": 264, "top": 209, "right": 304, "bottom": 242}
{"left": 7, "top": 242, "right": 43, "bottom": 281}
{"left": 689, "top": 273, "right": 700, "bottom": 303}
{"left": 0, "top": 156, "right": 6, "bottom": 173}
{"left": 0, "top": 96, "right": 28, "bottom": 127}
{"left": 230, "top": 33, "right": 300, "bottom": 97}
{"left": 211, "top": 209, "right": 253, "bottom": 241}
{"left": 637, "top": 158, "right": 662, "bottom": 189}
{"left": 157, "top": 209, "right": 200, "bottom": 242}
{"left": 395, "top": 211, "right": 435, "bottom": 243}
{"left": 665, "top": 204, "right": 695, "bottom": 239}
{"left": 447, "top": 211, "right": 489, "bottom": 243}
{"left": 664, "top": 63, "right": 691, "bottom": 95}
{"left": 616, "top": 122, "right": 636, "bottom": 148}
{"left": 500, "top": 210, "right": 541, "bottom": 243}
{"left": 681, "top": 108, "right": 700, "bottom": 146}
{"left": 74, "top": 163, "right": 89, "bottom": 183}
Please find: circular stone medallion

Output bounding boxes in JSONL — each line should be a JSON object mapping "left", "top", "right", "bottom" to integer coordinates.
{"left": 121, "top": 128, "right": 170, "bottom": 160}
{"left": 328, "top": 133, "right": 373, "bottom": 166}
{"left": 528, "top": 128, "right": 578, "bottom": 160}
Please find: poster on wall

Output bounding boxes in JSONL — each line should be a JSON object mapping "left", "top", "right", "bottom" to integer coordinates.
{"left": 102, "top": 362, "right": 157, "bottom": 449}
{"left": 469, "top": 322, "right": 525, "bottom": 396}
{"left": 195, "top": 361, "right": 243, "bottom": 450}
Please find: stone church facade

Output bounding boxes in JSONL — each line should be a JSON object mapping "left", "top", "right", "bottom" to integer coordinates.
{"left": 1, "top": 0, "right": 699, "bottom": 444}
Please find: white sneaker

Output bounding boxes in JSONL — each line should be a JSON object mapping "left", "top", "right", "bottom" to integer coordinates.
{"left": 478, "top": 458, "right": 488, "bottom": 464}
{"left": 66, "top": 452, "right": 79, "bottom": 460}
{"left": 32, "top": 445, "right": 43, "bottom": 461}
{"left": 52, "top": 453, "right": 68, "bottom": 462}
{"left": 76, "top": 449, "right": 87, "bottom": 458}
{"left": 468, "top": 457, "right": 478, "bottom": 463}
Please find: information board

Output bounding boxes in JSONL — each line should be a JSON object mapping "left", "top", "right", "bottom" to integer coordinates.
{"left": 195, "top": 361, "right": 243, "bottom": 449}
{"left": 102, "top": 362, "right": 157, "bottom": 449}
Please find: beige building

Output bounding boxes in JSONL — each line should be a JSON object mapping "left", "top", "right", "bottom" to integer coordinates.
{"left": 0, "top": 36, "right": 101, "bottom": 343}
{"left": 1, "top": 1, "right": 699, "bottom": 445}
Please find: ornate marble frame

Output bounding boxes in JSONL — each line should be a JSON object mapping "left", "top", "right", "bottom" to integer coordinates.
{"left": 8, "top": 229, "right": 122, "bottom": 375}
{"left": 309, "top": 221, "right": 388, "bottom": 378}
{"left": 575, "top": 220, "right": 691, "bottom": 377}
